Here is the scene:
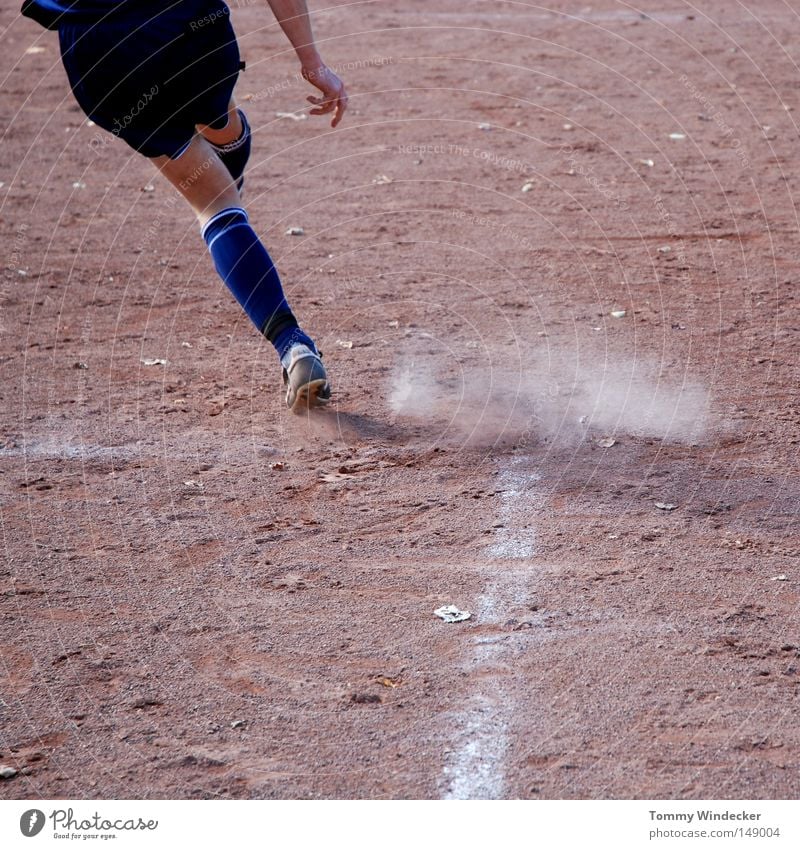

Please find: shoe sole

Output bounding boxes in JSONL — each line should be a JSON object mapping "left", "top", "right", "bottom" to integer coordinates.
{"left": 288, "top": 377, "right": 330, "bottom": 413}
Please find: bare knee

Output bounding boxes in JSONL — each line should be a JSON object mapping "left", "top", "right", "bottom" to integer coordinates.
{"left": 152, "top": 135, "right": 241, "bottom": 226}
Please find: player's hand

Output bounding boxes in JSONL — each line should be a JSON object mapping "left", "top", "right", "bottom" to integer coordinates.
{"left": 302, "top": 64, "right": 348, "bottom": 128}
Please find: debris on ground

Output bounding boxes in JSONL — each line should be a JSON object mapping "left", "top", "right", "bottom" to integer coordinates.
{"left": 597, "top": 437, "right": 616, "bottom": 448}
{"left": 350, "top": 693, "right": 381, "bottom": 704}
{"left": 434, "top": 604, "right": 472, "bottom": 623}
{"left": 285, "top": 226, "right": 305, "bottom": 236}
{"left": 655, "top": 502, "right": 678, "bottom": 511}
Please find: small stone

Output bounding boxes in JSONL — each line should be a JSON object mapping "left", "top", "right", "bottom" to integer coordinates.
{"left": 336, "top": 339, "right": 353, "bottom": 349}
{"left": 770, "top": 574, "right": 788, "bottom": 582}
{"left": 522, "top": 181, "right": 535, "bottom": 192}
{"left": 637, "top": 158, "right": 655, "bottom": 167}
{"left": 230, "top": 719, "right": 246, "bottom": 729}
{"left": 141, "top": 184, "right": 155, "bottom": 193}
{"left": 655, "top": 502, "right": 678, "bottom": 511}
{"left": 0, "top": 765, "right": 17, "bottom": 779}
{"left": 434, "top": 604, "right": 472, "bottom": 623}
{"left": 478, "top": 123, "right": 491, "bottom": 131}
{"left": 73, "top": 361, "right": 88, "bottom": 370}
{"left": 285, "top": 226, "right": 305, "bottom": 236}
{"left": 597, "top": 437, "right": 616, "bottom": 448}
{"left": 372, "top": 174, "right": 393, "bottom": 184}
{"left": 669, "top": 132, "right": 686, "bottom": 140}
{"left": 610, "top": 309, "right": 627, "bottom": 318}
{"left": 351, "top": 693, "right": 381, "bottom": 704}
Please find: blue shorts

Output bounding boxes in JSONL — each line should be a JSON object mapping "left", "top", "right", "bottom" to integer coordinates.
{"left": 58, "top": 0, "right": 241, "bottom": 159}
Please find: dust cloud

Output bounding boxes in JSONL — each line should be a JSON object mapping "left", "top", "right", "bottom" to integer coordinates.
{"left": 388, "top": 345, "right": 709, "bottom": 446}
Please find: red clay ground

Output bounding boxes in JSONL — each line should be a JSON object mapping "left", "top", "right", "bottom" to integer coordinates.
{"left": 1, "top": 0, "right": 799, "bottom": 799}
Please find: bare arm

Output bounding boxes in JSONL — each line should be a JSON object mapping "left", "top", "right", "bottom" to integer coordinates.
{"left": 265, "top": 0, "right": 348, "bottom": 127}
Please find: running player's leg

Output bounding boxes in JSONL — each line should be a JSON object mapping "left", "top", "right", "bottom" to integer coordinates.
{"left": 197, "top": 98, "right": 242, "bottom": 147}
{"left": 197, "top": 98, "right": 251, "bottom": 192}
{"left": 153, "top": 134, "right": 239, "bottom": 226}
{"left": 153, "top": 135, "right": 328, "bottom": 409}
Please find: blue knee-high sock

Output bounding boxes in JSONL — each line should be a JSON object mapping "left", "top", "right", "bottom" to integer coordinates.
{"left": 202, "top": 207, "right": 316, "bottom": 360}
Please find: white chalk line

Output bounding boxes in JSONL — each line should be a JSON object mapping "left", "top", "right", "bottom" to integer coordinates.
{"left": 442, "top": 458, "right": 543, "bottom": 800}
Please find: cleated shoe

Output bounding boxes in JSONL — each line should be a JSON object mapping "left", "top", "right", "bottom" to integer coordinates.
{"left": 282, "top": 344, "right": 331, "bottom": 412}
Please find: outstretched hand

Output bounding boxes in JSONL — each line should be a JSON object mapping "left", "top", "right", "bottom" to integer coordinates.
{"left": 302, "top": 64, "right": 348, "bottom": 127}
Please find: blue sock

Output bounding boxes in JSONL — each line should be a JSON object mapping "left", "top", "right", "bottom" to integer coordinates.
{"left": 201, "top": 207, "right": 316, "bottom": 360}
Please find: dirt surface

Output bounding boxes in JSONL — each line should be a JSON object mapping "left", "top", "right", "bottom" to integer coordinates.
{"left": 1, "top": 0, "right": 799, "bottom": 800}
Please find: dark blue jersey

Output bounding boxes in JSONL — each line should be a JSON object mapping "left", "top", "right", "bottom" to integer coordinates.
{"left": 22, "top": 0, "right": 176, "bottom": 29}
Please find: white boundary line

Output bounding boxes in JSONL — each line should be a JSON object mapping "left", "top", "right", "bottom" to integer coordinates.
{"left": 442, "top": 458, "right": 543, "bottom": 800}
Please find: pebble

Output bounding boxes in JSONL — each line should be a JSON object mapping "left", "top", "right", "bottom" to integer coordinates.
{"left": 285, "top": 226, "right": 304, "bottom": 236}
{"left": 434, "top": 604, "right": 472, "bottom": 623}
{"left": 0, "top": 765, "right": 17, "bottom": 779}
